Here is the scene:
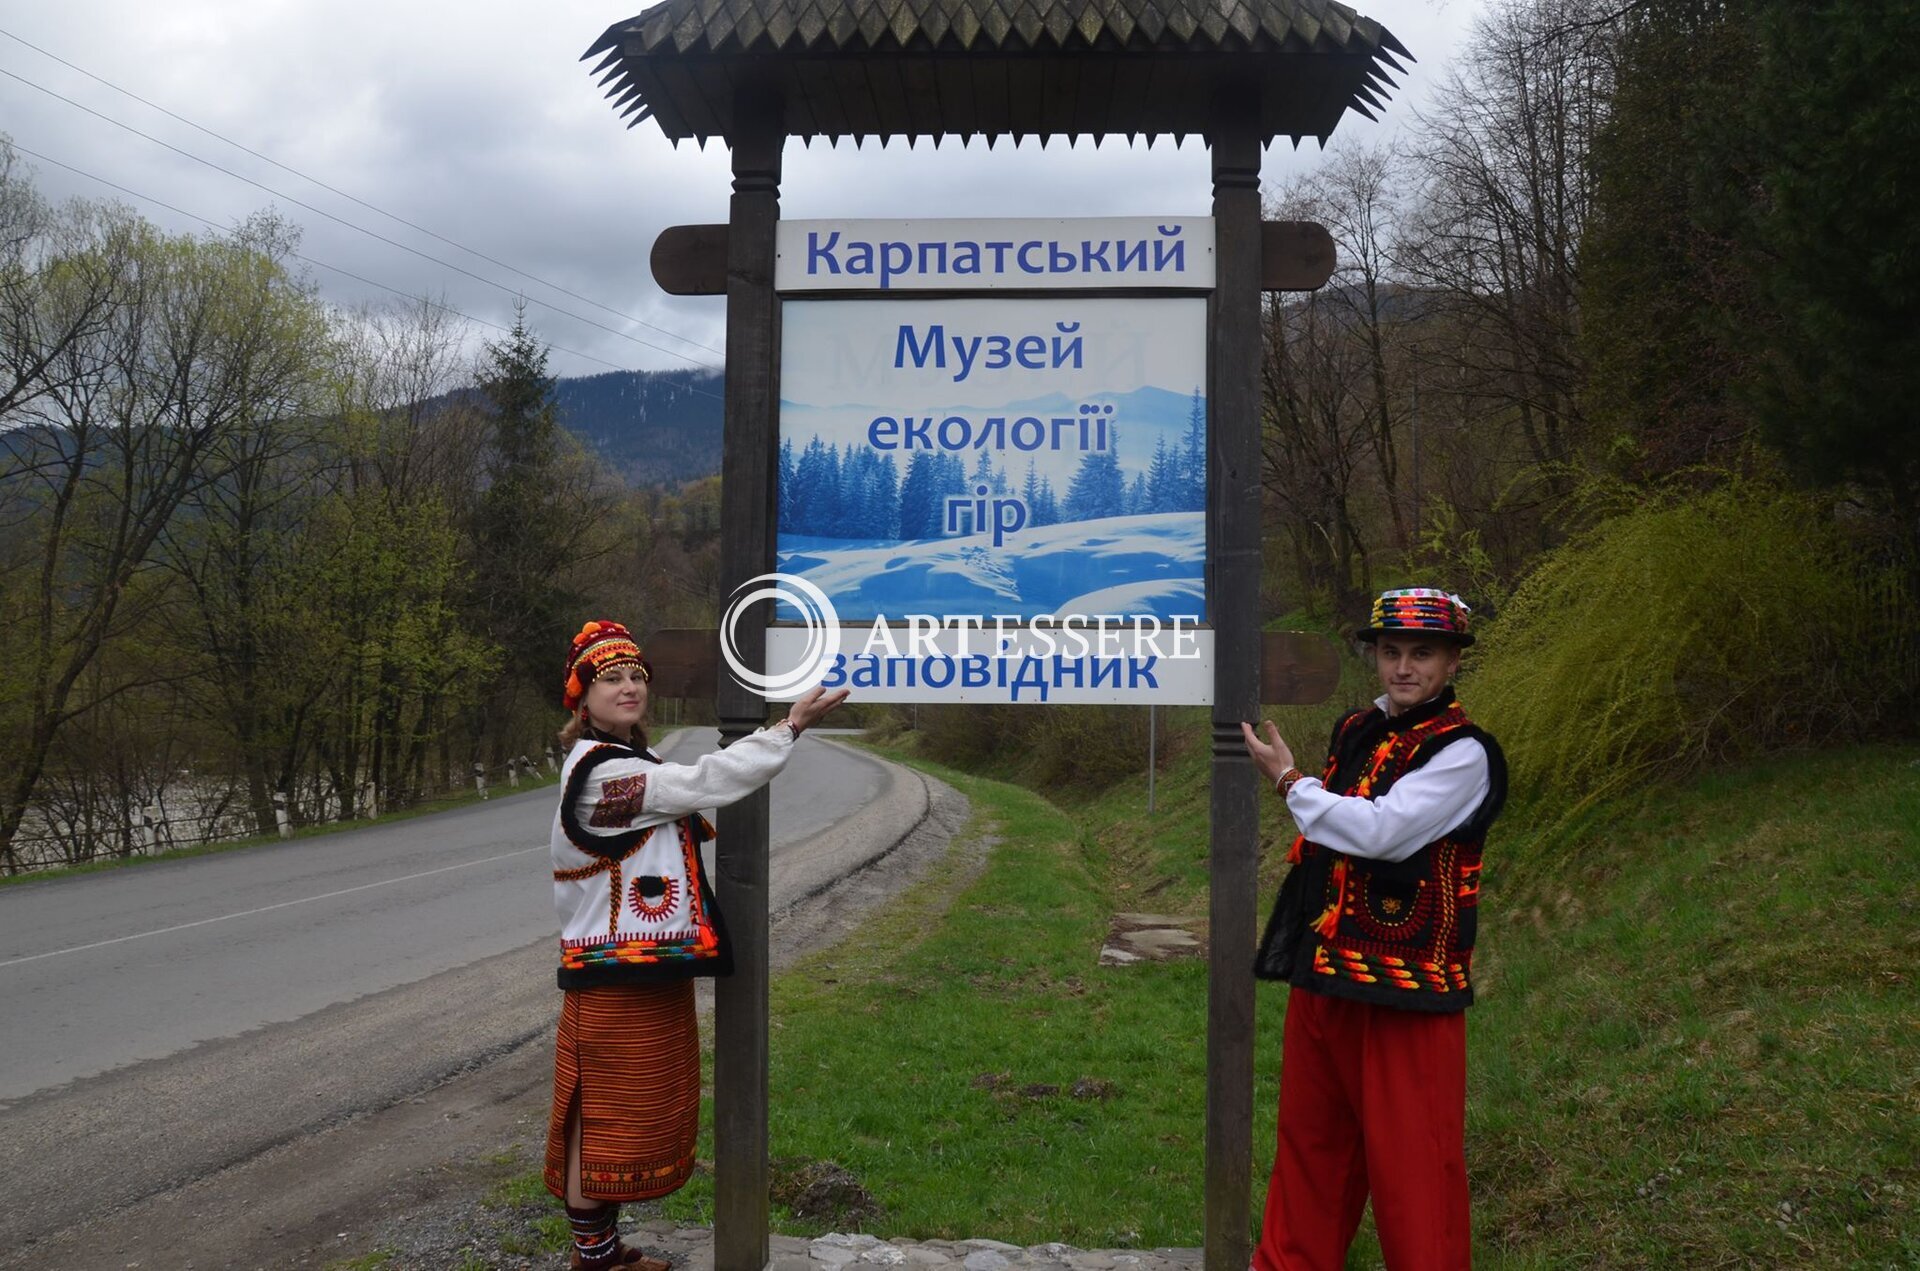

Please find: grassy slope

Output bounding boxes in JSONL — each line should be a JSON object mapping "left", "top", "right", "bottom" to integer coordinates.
{"left": 653, "top": 752, "right": 1252, "bottom": 1249}
{"left": 1465, "top": 747, "right": 1919, "bottom": 1268}
{"left": 500, "top": 726, "right": 1915, "bottom": 1268}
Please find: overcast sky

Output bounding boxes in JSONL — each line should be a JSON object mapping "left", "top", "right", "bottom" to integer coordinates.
{"left": 0, "top": 0, "right": 1487, "bottom": 380}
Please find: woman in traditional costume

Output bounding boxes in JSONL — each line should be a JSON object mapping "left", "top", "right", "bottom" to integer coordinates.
{"left": 544, "top": 620, "right": 846, "bottom": 1269}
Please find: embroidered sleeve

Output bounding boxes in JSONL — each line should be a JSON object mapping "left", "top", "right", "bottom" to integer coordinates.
{"left": 639, "top": 724, "right": 796, "bottom": 819}
{"left": 588, "top": 773, "right": 648, "bottom": 828}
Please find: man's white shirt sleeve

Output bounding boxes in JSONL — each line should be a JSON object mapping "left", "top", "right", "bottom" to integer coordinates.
{"left": 1283, "top": 737, "right": 1489, "bottom": 863}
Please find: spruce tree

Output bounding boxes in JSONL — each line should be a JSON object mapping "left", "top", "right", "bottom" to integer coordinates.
{"left": 968, "top": 449, "right": 997, "bottom": 499}
{"left": 1740, "top": 0, "right": 1920, "bottom": 555}
{"left": 1064, "top": 448, "right": 1126, "bottom": 521}
{"left": 470, "top": 309, "right": 571, "bottom": 697}
{"left": 1180, "top": 388, "right": 1207, "bottom": 510}
{"left": 899, "top": 451, "right": 940, "bottom": 539}
{"left": 777, "top": 437, "right": 796, "bottom": 533}
{"left": 870, "top": 454, "right": 900, "bottom": 538}
{"left": 791, "top": 437, "right": 831, "bottom": 536}
{"left": 1148, "top": 434, "right": 1182, "bottom": 512}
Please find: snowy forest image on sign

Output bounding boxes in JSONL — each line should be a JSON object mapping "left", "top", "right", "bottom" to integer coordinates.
{"left": 777, "top": 297, "right": 1208, "bottom": 623}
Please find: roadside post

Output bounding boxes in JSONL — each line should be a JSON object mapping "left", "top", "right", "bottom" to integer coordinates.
{"left": 583, "top": 4, "right": 1407, "bottom": 1267}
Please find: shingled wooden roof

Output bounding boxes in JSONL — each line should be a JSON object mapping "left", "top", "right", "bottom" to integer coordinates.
{"left": 583, "top": 0, "right": 1408, "bottom": 145}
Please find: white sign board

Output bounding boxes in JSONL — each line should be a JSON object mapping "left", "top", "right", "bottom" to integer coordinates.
{"left": 770, "top": 219, "right": 1215, "bottom": 705}
{"left": 776, "top": 217, "right": 1215, "bottom": 292}
{"left": 768, "top": 624, "right": 1214, "bottom": 705}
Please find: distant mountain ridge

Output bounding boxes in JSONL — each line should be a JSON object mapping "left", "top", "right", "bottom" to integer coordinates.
{"left": 3, "top": 369, "right": 728, "bottom": 490}
{"left": 552, "top": 367, "right": 724, "bottom": 486}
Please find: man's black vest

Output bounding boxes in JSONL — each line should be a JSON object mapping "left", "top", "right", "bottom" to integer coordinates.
{"left": 1254, "top": 688, "right": 1507, "bottom": 1013}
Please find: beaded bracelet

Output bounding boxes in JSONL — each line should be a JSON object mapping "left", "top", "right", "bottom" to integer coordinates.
{"left": 1276, "top": 767, "right": 1306, "bottom": 798}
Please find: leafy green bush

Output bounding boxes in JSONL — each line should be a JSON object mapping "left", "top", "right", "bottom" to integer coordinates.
{"left": 1026, "top": 703, "right": 1154, "bottom": 790}
{"left": 912, "top": 704, "right": 1013, "bottom": 769}
{"left": 912, "top": 702, "right": 1157, "bottom": 791}
{"left": 1466, "top": 481, "right": 1915, "bottom": 811}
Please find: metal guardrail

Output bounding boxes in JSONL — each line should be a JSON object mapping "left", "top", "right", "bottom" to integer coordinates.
{"left": 7, "top": 748, "right": 565, "bottom": 874}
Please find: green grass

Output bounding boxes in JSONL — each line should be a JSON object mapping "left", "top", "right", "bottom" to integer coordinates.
{"left": 645, "top": 751, "right": 1278, "bottom": 1247}
{"left": 767, "top": 757, "right": 1232, "bottom": 1247}
{"left": 506, "top": 729, "right": 1918, "bottom": 1268}
{"left": 485, "top": 1168, "right": 574, "bottom": 1255}
{"left": 1463, "top": 748, "right": 1920, "bottom": 1268}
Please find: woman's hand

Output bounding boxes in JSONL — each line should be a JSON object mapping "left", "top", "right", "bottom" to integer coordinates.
{"left": 1240, "top": 719, "right": 1295, "bottom": 786}
{"left": 784, "top": 685, "right": 851, "bottom": 735}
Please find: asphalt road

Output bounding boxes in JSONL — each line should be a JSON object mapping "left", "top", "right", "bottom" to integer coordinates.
{"left": 0, "top": 737, "right": 965, "bottom": 1271}
{"left": 0, "top": 728, "right": 890, "bottom": 1104}
{"left": 0, "top": 730, "right": 935, "bottom": 1264}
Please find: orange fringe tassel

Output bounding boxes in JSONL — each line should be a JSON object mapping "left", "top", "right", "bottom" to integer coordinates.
{"left": 1312, "top": 857, "right": 1348, "bottom": 939}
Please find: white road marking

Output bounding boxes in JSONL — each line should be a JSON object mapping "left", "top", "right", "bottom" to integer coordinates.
{"left": 0, "top": 847, "right": 544, "bottom": 969}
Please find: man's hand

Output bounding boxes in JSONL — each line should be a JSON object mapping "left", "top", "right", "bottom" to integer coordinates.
{"left": 1240, "top": 719, "right": 1296, "bottom": 787}
{"left": 784, "top": 685, "right": 851, "bottom": 734}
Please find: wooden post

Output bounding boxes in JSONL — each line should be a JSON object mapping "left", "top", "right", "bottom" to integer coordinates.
{"left": 714, "top": 82, "right": 784, "bottom": 1271}
{"left": 1204, "top": 91, "right": 1264, "bottom": 1271}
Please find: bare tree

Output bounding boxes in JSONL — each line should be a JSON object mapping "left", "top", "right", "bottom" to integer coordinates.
{"left": 1399, "top": 0, "right": 1615, "bottom": 486}
{"left": 0, "top": 151, "right": 135, "bottom": 453}
{"left": 0, "top": 210, "right": 327, "bottom": 870}
{"left": 327, "top": 297, "right": 490, "bottom": 807}
{"left": 328, "top": 294, "right": 484, "bottom": 506}
{"left": 1259, "top": 289, "right": 1377, "bottom": 623}
{"left": 158, "top": 214, "right": 334, "bottom": 835}
{"left": 1270, "top": 141, "right": 1418, "bottom": 549}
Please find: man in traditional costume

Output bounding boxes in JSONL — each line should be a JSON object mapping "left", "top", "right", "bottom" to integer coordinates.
{"left": 544, "top": 620, "right": 846, "bottom": 1269}
{"left": 1241, "top": 589, "right": 1507, "bottom": 1271}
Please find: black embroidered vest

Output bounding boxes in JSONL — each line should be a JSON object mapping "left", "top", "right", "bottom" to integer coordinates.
{"left": 1254, "top": 688, "right": 1507, "bottom": 1013}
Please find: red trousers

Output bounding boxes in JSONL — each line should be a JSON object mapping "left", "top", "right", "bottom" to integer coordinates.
{"left": 1253, "top": 987, "right": 1470, "bottom": 1271}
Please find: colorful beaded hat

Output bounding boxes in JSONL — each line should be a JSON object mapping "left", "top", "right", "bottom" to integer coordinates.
{"left": 562, "top": 620, "right": 651, "bottom": 712}
{"left": 1358, "top": 588, "right": 1474, "bottom": 646}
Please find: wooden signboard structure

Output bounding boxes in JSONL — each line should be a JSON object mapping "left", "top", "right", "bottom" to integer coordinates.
{"left": 582, "top": 4, "right": 1407, "bottom": 1268}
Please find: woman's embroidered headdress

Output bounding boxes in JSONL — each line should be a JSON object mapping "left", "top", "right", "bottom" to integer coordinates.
{"left": 562, "top": 620, "right": 651, "bottom": 711}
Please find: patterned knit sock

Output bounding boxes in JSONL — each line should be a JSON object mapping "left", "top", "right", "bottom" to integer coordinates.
{"left": 566, "top": 1202, "right": 621, "bottom": 1268}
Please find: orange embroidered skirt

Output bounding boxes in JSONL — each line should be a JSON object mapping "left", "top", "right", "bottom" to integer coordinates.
{"left": 544, "top": 981, "right": 700, "bottom": 1203}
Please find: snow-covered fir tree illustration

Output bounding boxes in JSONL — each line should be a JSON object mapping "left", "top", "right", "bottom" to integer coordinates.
{"left": 777, "top": 388, "right": 1207, "bottom": 621}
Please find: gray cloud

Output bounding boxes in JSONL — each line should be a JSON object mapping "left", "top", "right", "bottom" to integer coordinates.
{"left": 1, "top": 0, "right": 1482, "bottom": 378}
